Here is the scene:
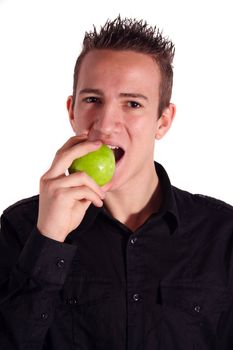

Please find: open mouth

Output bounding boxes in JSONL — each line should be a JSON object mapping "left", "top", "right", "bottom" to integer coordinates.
{"left": 107, "top": 145, "right": 125, "bottom": 163}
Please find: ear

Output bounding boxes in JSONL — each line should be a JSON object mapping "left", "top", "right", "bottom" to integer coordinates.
{"left": 66, "top": 95, "right": 76, "bottom": 132}
{"left": 155, "top": 103, "right": 176, "bottom": 140}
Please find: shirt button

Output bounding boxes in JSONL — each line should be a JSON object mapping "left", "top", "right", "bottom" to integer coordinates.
{"left": 56, "top": 259, "right": 65, "bottom": 268}
{"left": 130, "top": 237, "right": 138, "bottom": 244}
{"left": 133, "top": 293, "right": 140, "bottom": 301}
{"left": 41, "top": 312, "right": 49, "bottom": 320}
{"left": 68, "top": 297, "right": 78, "bottom": 305}
{"left": 194, "top": 305, "right": 201, "bottom": 313}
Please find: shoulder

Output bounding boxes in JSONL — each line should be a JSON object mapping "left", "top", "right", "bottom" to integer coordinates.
{"left": 3, "top": 195, "right": 39, "bottom": 218}
{"left": 192, "top": 193, "right": 233, "bottom": 213}
{"left": 1, "top": 195, "right": 39, "bottom": 243}
{"left": 172, "top": 186, "right": 233, "bottom": 230}
{"left": 173, "top": 186, "right": 233, "bottom": 213}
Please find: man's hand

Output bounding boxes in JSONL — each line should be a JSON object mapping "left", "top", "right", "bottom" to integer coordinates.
{"left": 37, "top": 136, "right": 108, "bottom": 242}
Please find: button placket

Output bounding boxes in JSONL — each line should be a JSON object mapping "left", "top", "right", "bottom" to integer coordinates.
{"left": 126, "top": 231, "right": 144, "bottom": 333}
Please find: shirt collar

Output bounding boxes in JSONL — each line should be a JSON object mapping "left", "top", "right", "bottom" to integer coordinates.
{"left": 71, "top": 161, "right": 179, "bottom": 237}
{"left": 154, "top": 161, "right": 180, "bottom": 234}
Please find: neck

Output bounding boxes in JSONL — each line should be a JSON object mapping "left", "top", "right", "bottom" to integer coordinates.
{"left": 104, "top": 167, "right": 162, "bottom": 232}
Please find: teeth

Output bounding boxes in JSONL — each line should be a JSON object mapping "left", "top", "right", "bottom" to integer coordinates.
{"left": 106, "top": 145, "right": 119, "bottom": 150}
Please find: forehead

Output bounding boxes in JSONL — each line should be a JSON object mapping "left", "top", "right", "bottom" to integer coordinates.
{"left": 76, "top": 49, "right": 161, "bottom": 92}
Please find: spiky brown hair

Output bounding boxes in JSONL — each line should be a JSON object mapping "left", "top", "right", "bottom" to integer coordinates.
{"left": 72, "top": 16, "right": 175, "bottom": 117}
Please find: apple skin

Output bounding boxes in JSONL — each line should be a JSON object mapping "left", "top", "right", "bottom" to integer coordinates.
{"left": 68, "top": 144, "right": 115, "bottom": 186}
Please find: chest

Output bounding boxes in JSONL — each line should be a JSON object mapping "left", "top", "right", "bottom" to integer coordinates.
{"left": 58, "top": 223, "right": 233, "bottom": 349}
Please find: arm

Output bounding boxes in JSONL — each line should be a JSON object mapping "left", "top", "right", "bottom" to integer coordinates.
{"left": 0, "top": 136, "right": 109, "bottom": 349}
{"left": 0, "top": 213, "right": 76, "bottom": 350}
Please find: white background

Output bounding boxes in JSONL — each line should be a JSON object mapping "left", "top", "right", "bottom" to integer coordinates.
{"left": 0, "top": 0, "right": 232, "bottom": 214}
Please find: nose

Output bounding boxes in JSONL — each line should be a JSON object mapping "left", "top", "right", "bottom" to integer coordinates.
{"left": 92, "top": 105, "right": 122, "bottom": 137}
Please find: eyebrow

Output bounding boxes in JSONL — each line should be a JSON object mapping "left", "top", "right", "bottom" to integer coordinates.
{"left": 79, "top": 89, "right": 148, "bottom": 101}
{"left": 119, "top": 93, "right": 148, "bottom": 101}
{"left": 79, "top": 88, "right": 103, "bottom": 96}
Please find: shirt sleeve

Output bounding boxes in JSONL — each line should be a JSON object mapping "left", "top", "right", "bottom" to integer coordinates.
{"left": 0, "top": 212, "right": 77, "bottom": 350}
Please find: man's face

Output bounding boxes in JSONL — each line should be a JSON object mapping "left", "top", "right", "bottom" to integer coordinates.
{"left": 68, "top": 49, "right": 174, "bottom": 191}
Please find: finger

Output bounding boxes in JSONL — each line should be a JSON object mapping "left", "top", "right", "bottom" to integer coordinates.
{"left": 62, "top": 186, "right": 104, "bottom": 208}
{"left": 58, "top": 134, "right": 88, "bottom": 152}
{"left": 48, "top": 140, "right": 102, "bottom": 178}
{"left": 45, "top": 171, "right": 106, "bottom": 199}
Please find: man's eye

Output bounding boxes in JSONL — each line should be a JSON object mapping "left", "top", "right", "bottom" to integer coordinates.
{"left": 84, "top": 97, "right": 101, "bottom": 104}
{"left": 127, "top": 101, "right": 141, "bottom": 108}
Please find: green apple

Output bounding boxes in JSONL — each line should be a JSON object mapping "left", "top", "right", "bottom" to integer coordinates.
{"left": 69, "top": 144, "right": 115, "bottom": 186}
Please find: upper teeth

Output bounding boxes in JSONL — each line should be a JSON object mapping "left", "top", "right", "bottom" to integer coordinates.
{"left": 107, "top": 145, "right": 119, "bottom": 149}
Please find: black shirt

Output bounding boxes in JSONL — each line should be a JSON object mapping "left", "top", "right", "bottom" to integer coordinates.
{"left": 0, "top": 162, "right": 233, "bottom": 350}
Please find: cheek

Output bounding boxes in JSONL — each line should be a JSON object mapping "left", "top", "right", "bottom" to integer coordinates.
{"left": 129, "top": 116, "right": 158, "bottom": 138}
{"left": 72, "top": 111, "right": 94, "bottom": 132}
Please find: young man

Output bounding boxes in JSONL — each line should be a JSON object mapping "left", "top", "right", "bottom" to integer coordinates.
{"left": 0, "top": 16, "right": 233, "bottom": 350}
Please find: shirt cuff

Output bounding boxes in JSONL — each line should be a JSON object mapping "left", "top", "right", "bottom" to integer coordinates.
{"left": 18, "top": 227, "right": 77, "bottom": 285}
